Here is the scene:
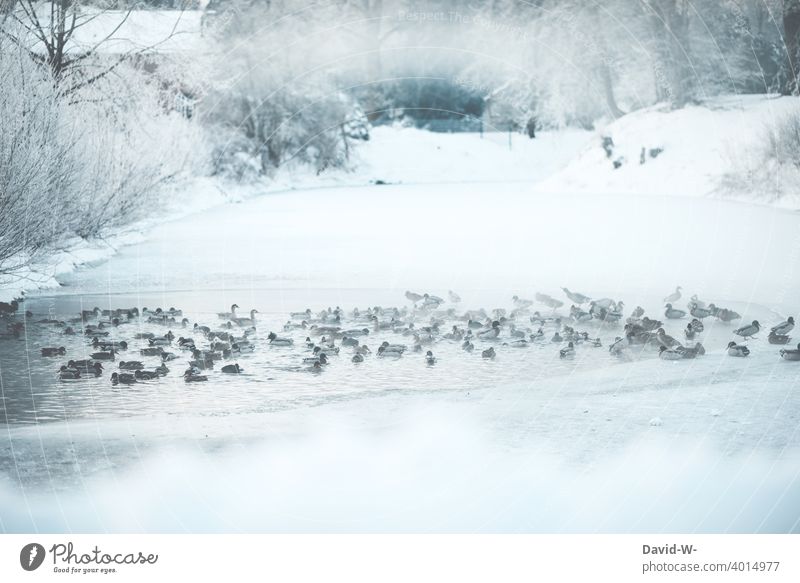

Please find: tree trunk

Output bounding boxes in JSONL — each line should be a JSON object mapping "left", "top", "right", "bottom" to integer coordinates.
{"left": 784, "top": 0, "right": 800, "bottom": 95}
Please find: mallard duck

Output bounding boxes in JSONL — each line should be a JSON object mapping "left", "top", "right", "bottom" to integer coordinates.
{"left": 690, "top": 318, "right": 704, "bottom": 333}
{"left": 267, "top": 332, "right": 294, "bottom": 346}
{"left": 656, "top": 328, "right": 681, "bottom": 349}
{"left": 58, "top": 366, "right": 80, "bottom": 380}
{"left": 658, "top": 346, "right": 684, "bottom": 360}
{"left": 221, "top": 363, "right": 243, "bottom": 374}
{"left": 664, "top": 304, "right": 686, "bottom": 319}
{"left": 425, "top": 350, "right": 436, "bottom": 365}
{"left": 462, "top": 340, "right": 474, "bottom": 352}
{"left": 352, "top": 353, "right": 364, "bottom": 363}
{"left": 684, "top": 323, "right": 696, "bottom": 341}
{"left": 91, "top": 349, "right": 115, "bottom": 360}
{"left": 477, "top": 320, "right": 501, "bottom": 340}
{"left": 771, "top": 317, "right": 795, "bottom": 336}
{"left": 183, "top": 367, "right": 208, "bottom": 382}
{"left": 780, "top": 343, "right": 800, "bottom": 361}
{"left": 727, "top": 341, "right": 750, "bottom": 357}
{"left": 677, "top": 342, "right": 705, "bottom": 359}
{"left": 41, "top": 347, "right": 66, "bottom": 357}
{"left": 111, "top": 372, "right": 136, "bottom": 385}
{"left": 663, "top": 286, "right": 682, "bottom": 304}
{"left": 734, "top": 320, "right": 760, "bottom": 339}
{"left": 134, "top": 369, "right": 161, "bottom": 380}
{"left": 140, "top": 347, "right": 164, "bottom": 357}
{"left": 559, "top": 342, "right": 575, "bottom": 359}
{"left": 481, "top": 346, "right": 496, "bottom": 359}
{"left": 768, "top": 331, "right": 791, "bottom": 345}
{"left": 689, "top": 304, "right": 713, "bottom": 319}
{"left": 405, "top": 291, "right": 423, "bottom": 303}
{"left": 118, "top": 361, "right": 144, "bottom": 370}
{"left": 93, "top": 338, "right": 128, "bottom": 350}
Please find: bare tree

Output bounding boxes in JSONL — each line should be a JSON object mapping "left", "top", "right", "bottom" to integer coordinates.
{"left": 1, "top": 0, "right": 187, "bottom": 96}
{"left": 785, "top": 0, "right": 800, "bottom": 94}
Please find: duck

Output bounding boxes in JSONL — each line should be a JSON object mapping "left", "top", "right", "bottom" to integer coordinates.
{"left": 630, "top": 306, "right": 645, "bottom": 319}
{"left": 183, "top": 367, "right": 208, "bottom": 382}
{"left": 140, "top": 347, "right": 164, "bottom": 357}
{"left": 689, "top": 304, "right": 713, "bottom": 319}
{"left": 779, "top": 343, "right": 800, "bottom": 361}
{"left": 727, "top": 341, "right": 750, "bottom": 357}
{"left": 378, "top": 342, "right": 406, "bottom": 355}
{"left": 341, "top": 336, "right": 359, "bottom": 347}
{"left": 658, "top": 346, "right": 684, "bottom": 360}
{"left": 689, "top": 318, "right": 704, "bottom": 333}
{"left": 448, "top": 290, "right": 461, "bottom": 303}
{"left": 535, "top": 293, "right": 564, "bottom": 309}
{"left": 559, "top": 342, "right": 575, "bottom": 359}
{"left": 551, "top": 332, "right": 563, "bottom": 343}
{"left": 561, "top": 287, "right": 590, "bottom": 304}
{"left": 233, "top": 309, "right": 258, "bottom": 327}
{"left": 684, "top": 323, "right": 696, "bottom": 341}
{"left": 218, "top": 304, "right": 239, "bottom": 320}
{"left": 118, "top": 361, "right": 144, "bottom": 370}
{"left": 134, "top": 369, "right": 161, "bottom": 380}
{"left": 41, "top": 347, "right": 66, "bottom": 357}
{"left": 303, "top": 353, "right": 329, "bottom": 366}
{"left": 267, "top": 332, "right": 294, "bottom": 346}
{"left": 656, "top": 328, "right": 681, "bottom": 349}
{"left": 58, "top": 366, "right": 80, "bottom": 380}
{"left": 733, "top": 320, "right": 760, "bottom": 339}
{"left": 512, "top": 295, "right": 533, "bottom": 309}
{"left": 477, "top": 320, "right": 501, "bottom": 340}
{"left": 405, "top": 290, "right": 424, "bottom": 303}
{"left": 91, "top": 349, "right": 115, "bottom": 360}
{"left": 664, "top": 304, "right": 686, "bottom": 319}
{"left": 663, "top": 286, "right": 682, "bottom": 304}
{"left": 771, "top": 317, "right": 795, "bottom": 336}
{"left": 481, "top": 346, "right": 496, "bottom": 359}
{"left": 505, "top": 338, "right": 529, "bottom": 348}
{"left": 93, "top": 338, "right": 128, "bottom": 351}
{"left": 111, "top": 372, "right": 137, "bottom": 385}
{"left": 351, "top": 353, "right": 364, "bottom": 363}
{"left": 425, "top": 350, "right": 436, "bottom": 365}
{"left": 221, "top": 363, "right": 243, "bottom": 374}
{"left": 715, "top": 307, "right": 741, "bottom": 322}
{"left": 462, "top": 340, "right": 474, "bottom": 352}
{"left": 677, "top": 342, "right": 705, "bottom": 359}
{"left": 768, "top": 331, "right": 791, "bottom": 345}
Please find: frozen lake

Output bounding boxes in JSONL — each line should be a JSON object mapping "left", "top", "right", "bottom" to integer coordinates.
{"left": 1, "top": 183, "right": 799, "bottom": 532}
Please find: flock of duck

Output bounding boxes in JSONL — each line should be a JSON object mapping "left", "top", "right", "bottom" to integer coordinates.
{"left": 0, "top": 285, "right": 798, "bottom": 386}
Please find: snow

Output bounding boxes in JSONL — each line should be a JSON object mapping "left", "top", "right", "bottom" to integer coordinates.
{"left": 536, "top": 95, "right": 800, "bottom": 208}
{"left": 26, "top": 8, "right": 208, "bottom": 56}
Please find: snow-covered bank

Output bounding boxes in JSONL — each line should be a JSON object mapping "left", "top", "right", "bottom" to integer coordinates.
{"left": 536, "top": 95, "right": 800, "bottom": 208}
{"left": 4, "top": 94, "right": 800, "bottom": 303}
{"left": 0, "top": 126, "right": 591, "bottom": 301}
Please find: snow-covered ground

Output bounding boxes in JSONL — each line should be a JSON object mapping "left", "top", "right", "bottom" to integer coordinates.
{"left": 537, "top": 95, "right": 800, "bottom": 208}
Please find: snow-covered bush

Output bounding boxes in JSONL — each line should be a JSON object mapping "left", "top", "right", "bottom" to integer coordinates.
{"left": 0, "top": 31, "right": 207, "bottom": 274}
{"left": 720, "top": 107, "right": 800, "bottom": 203}
{"left": 0, "top": 40, "right": 77, "bottom": 275}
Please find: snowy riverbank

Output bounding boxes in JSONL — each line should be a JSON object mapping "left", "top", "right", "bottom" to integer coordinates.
{"left": 2, "top": 94, "right": 798, "bottom": 303}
